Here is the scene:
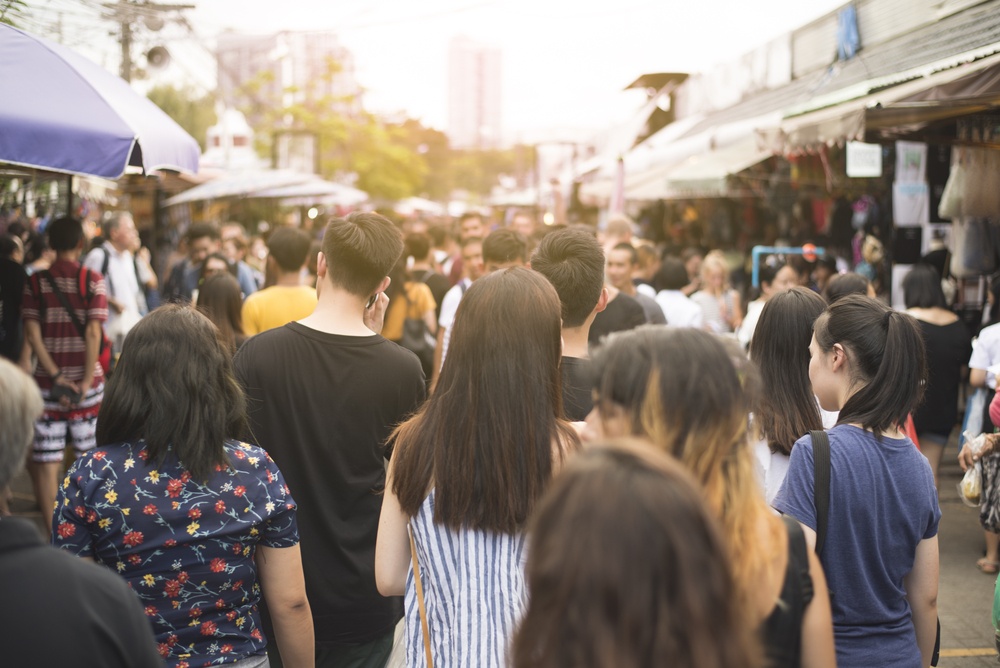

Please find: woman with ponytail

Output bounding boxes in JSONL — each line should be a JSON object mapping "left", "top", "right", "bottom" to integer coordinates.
{"left": 774, "top": 294, "right": 941, "bottom": 668}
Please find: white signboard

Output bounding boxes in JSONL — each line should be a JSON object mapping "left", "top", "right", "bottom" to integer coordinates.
{"left": 846, "top": 141, "right": 882, "bottom": 178}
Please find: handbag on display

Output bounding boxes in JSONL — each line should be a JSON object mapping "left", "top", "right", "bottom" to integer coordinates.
{"left": 938, "top": 147, "right": 965, "bottom": 220}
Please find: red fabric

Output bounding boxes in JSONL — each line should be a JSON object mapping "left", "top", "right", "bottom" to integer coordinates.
{"left": 22, "top": 259, "right": 107, "bottom": 389}
{"left": 904, "top": 413, "right": 920, "bottom": 450}
{"left": 990, "top": 391, "right": 1000, "bottom": 430}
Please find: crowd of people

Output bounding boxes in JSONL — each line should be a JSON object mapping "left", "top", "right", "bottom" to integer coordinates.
{"left": 0, "top": 202, "right": 978, "bottom": 667}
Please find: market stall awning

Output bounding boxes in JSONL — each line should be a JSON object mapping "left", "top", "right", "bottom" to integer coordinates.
{"left": 248, "top": 179, "right": 369, "bottom": 207}
{"left": 627, "top": 135, "right": 771, "bottom": 201}
{"left": 163, "top": 170, "right": 315, "bottom": 206}
{"left": 0, "top": 24, "right": 199, "bottom": 178}
{"left": 780, "top": 49, "right": 1000, "bottom": 149}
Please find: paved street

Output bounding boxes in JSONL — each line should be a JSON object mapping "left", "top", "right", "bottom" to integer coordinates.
{"left": 6, "top": 436, "right": 1000, "bottom": 666}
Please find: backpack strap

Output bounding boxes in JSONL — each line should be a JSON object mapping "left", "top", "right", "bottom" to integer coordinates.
{"left": 810, "top": 429, "right": 831, "bottom": 556}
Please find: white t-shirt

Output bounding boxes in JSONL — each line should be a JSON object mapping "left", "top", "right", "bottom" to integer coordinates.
{"left": 437, "top": 279, "right": 470, "bottom": 370}
{"left": 969, "top": 322, "right": 1000, "bottom": 389}
{"left": 654, "top": 290, "right": 703, "bottom": 328}
{"left": 754, "top": 402, "right": 838, "bottom": 505}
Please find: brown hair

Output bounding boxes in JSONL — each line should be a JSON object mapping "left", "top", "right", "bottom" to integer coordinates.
{"left": 590, "top": 327, "right": 783, "bottom": 619}
{"left": 512, "top": 441, "right": 762, "bottom": 668}
{"left": 196, "top": 273, "right": 246, "bottom": 354}
{"left": 390, "top": 267, "right": 578, "bottom": 532}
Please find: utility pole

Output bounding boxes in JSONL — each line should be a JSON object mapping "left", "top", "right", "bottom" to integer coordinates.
{"left": 101, "top": 0, "right": 194, "bottom": 83}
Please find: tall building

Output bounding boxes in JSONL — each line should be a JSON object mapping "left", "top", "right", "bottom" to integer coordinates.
{"left": 448, "top": 37, "right": 502, "bottom": 150}
{"left": 215, "top": 30, "right": 362, "bottom": 128}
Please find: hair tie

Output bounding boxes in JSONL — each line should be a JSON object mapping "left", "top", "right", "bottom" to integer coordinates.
{"left": 883, "top": 310, "right": 893, "bottom": 330}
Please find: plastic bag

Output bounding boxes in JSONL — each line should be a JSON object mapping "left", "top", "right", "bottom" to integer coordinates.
{"left": 958, "top": 430, "right": 987, "bottom": 507}
{"left": 959, "top": 463, "right": 983, "bottom": 507}
{"left": 960, "top": 389, "right": 988, "bottom": 447}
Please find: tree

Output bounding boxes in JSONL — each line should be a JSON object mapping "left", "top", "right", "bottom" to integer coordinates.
{"left": 147, "top": 84, "right": 217, "bottom": 151}
{"left": 238, "top": 58, "right": 430, "bottom": 202}
{"left": 0, "top": 1, "right": 26, "bottom": 27}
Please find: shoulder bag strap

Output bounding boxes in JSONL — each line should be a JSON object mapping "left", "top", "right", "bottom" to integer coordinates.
{"left": 782, "top": 514, "right": 814, "bottom": 607}
{"left": 409, "top": 524, "right": 433, "bottom": 668}
{"left": 810, "top": 429, "right": 831, "bottom": 556}
{"left": 41, "top": 271, "right": 87, "bottom": 341}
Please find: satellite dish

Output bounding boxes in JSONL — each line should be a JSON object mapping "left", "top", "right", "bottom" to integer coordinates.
{"left": 146, "top": 46, "right": 171, "bottom": 71}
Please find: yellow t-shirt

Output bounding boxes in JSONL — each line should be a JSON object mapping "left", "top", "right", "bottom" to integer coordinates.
{"left": 382, "top": 282, "right": 437, "bottom": 341}
{"left": 241, "top": 285, "right": 318, "bottom": 336}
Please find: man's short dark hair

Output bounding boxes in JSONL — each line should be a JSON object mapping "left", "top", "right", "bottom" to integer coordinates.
{"left": 267, "top": 227, "right": 312, "bottom": 273}
{"left": 405, "top": 232, "right": 432, "bottom": 261}
{"left": 531, "top": 228, "right": 605, "bottom": 328}
{"left": 186, "top": 222, "right": 221, "bottom": 244}
{"left": 483, "top": 229, "right": 527, "bottom": 265}
{"left": 611, "top": 242, "right": 638, "bottom": 265}
{"left": 427, "top": 225, "right": 450, "bottom": 247}
{"left": 46, "top": 216, "right": 84, "bottom": 252}
{"left": 321, "top": 212, "right": 403, "bottom": 297}
{"left": 0, "top": 234, "right": 20, "bottom": 260}
{"left": 654, "top": 257, "right": 690, "bottom": 292}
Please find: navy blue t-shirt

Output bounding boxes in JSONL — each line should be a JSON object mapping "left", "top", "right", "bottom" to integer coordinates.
{"left": 773, "top": 425, "right": 940, "bottom": 668}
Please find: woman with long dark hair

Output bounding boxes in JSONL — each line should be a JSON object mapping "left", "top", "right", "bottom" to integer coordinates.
{"left": 512, "top": 441, "right": 761, "bottom": 668}
{"left": 774, "top": 295, "right": 940, "bottom": 666}
{"left": 197, "top": 273, "right": 248, "bottom": 354}
{"left": 52, "top": 306, "right": 314, "bottom": 668}
{"left": 375, "top": 267, "right": 579, "bottom": 667}
{"left": 586, "top": 326, "right": 835, "bottom": 668}
{"left": 750, "top": 287, "right": 829, "bottom": 503}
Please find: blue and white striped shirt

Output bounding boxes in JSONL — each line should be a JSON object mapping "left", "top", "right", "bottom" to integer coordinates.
{"left": 405, "top": 490, "right": 528, "bottom": 667}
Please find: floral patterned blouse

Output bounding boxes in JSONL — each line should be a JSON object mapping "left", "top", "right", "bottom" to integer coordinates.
{"left": 53, "top": 439, "right": 299, "bottom": 668}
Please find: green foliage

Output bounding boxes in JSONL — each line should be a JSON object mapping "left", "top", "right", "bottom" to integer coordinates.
{"left": 147, "top": 84, "right": 217, "bottom": 151}
{"left": 233, "top": 56, "right": 532, "bottom": 203}
{"left": 0, "top": 0, "right": 26, "bottom": 27}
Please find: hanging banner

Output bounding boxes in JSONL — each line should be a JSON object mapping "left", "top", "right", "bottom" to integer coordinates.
{"left": 895, "top": 141, "right": 928, "bottom": 184}
{"left": 846, "top": 141, "right": 882, "bottom": 178}
{"left": 893, "top": 182, "right": 930, "bottom": 226}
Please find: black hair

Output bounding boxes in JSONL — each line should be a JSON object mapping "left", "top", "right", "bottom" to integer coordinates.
{"left": 97, "top": 305, "right": 247, "bottom": 480}
{"left": 823, "top": 272, "right": 870, "bottom": 304}
{"left": 186, "top": 222, "right": 221, "bottom": 243}
{"left": 321, "top": 212, "right": 404, "bottom": 297}
{"left": 653, "top": 257, "right": 689, "bottom": 292}
{"left": 813, "top": 295, "right": 927, "bottom": 438}
{"left": 610, "top": 242, "right": 638, "bottom": 265}
{"left": 0, "top": 234, "right": 20, "bottom": 260}
{"left": 405, "top": 232, "right": 432, "bottom": 261}
{"left": 483, "top": 229, "right": 528, "bottom": 265}
{"left": 750, "top": 287, "right": 826, "bottom": 455}
{"left": 531, "top": 227, "right": 606, "bottom": 328}
{"left": 46, "top": 216, "right": 84, "bottom": 252}
{"left": 903, "top": 263, "right": 948, "bottom": 309}
{"left": 266, "top": 226, "right": 312, "bottom": 273}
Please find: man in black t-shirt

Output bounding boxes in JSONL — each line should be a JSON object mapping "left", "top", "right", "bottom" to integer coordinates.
{"left": 588, "top": 286, "right": 647, "bottom": 349}
{"left": 234, "top": 213, "right": 425, "bottom": 668}
{"left": 531, "top": 228, "right": 607, "bottom": 421}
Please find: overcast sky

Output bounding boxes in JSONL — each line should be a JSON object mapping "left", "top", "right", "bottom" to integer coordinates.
{"left": 27, "top": 0, "right": 847, "bottom": 139}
